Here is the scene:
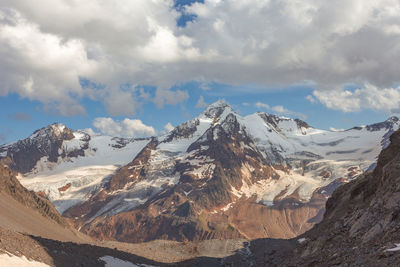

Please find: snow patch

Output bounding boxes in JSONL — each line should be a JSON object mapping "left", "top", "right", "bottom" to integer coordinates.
{"left": 19, "top": 137, "right": 149, "bottom": 213}
{"left": 385, "top": 243, "right": 400, "bottom": 252}
{"left": 0, "top": 253, "right": 50, "bottom": 267}
{"left": 100, "top": 256, "right": 157, "bottom": 267}
{"left": 298, "top": 238, "right": 307, "bottom": 244}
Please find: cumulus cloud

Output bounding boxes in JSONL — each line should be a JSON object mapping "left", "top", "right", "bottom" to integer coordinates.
{"left": 164, "top": 122, "right": 174, "bottom": 132}
{"left": 153, "top": 88, "right": 189, "bottom": 108}
{"left": 255, "top": 102, "right": 306, "bottom": 119}
{"left": 255, "top": 102, "right": 270, "bottom": 109}
{"left": 310, "top": 84, "right": 400, "bottom": 113}
{"left": 93, "top": 117, "right": 156, "bottom": 138}
{"left": 81, "top": 128, "right": 97, "bottom": 136}
{"left": 195, "top": 95, "right": 207, "bottom": 108}
{"left": 1, "top": 0, "right": 400, "bottom": 114}
{"left": 7, "top": 112, "right": 31, "bottom": 122}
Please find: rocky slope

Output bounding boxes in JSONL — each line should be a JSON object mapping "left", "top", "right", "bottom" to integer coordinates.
{"left": 281, "top": 129, "right": 400, "bottom": 266}
{"left": 2, "top": 100, "right": 399, "bottom": 243}
{"left": 0, "top": 164, "right": 65, "bottom": 227}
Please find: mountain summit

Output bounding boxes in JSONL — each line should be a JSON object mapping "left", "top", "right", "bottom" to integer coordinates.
{"left": 1, "top": 102, "right": 399, "bottom": 242}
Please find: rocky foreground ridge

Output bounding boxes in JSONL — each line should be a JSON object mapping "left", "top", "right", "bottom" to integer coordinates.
{"left": 282, "top": 129, "right": 400, "bottom": 266}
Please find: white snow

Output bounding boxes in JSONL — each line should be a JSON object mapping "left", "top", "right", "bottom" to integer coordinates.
{"left": 297, "top": 238, "right": 307, "bottom": 244}
{"left": 62, "top": 132, "right": 87, "bottom": 153}
{"left": 18, "top": 136, "right": 149, "bottom": 213}
{"left": 11, "top": 102, "right": 400, "bottom": 219}
{"left": 100, "top": 256, "right": 157, "bottom": 267}
{"left": 385, "top": 243, "right": 400, "bottom": 252}
{"left": 0, "top": 253, "right": 50, "bottom": 267}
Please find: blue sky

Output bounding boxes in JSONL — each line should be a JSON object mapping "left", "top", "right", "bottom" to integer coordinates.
{"left": 0, "top": 0, "right": 399, "bottom": 144}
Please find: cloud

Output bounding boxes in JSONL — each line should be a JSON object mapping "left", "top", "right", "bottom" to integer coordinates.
{"left": 305, "top": 95, "right": 316, "bottom": 103}
{"left": 92, "top": 117, "right": 156, "bottom": 138}
{"left": 255, "top": 102, "right": 270, "bottom": 109}
{"left": 7, "top": 112, "right": 31, "bottom": 122}
{"left": 255, "top": 102, "right": 306, "bottom": 119}
{"left": 81, "top": 128, "right": 97, "bottom": 136}
{"left": 164, "top": 122, "right": 174, "bottom": 132}
{"left": 1, "top": 1, "right": 400, "bottom": 114}
{"left": 310, "top": 84, "right": 400, "bottom": 113}
{"left": 271, "top": 106, "right": 290, "bottom": 114}
{"left": 195, "top": 95, "right": 207, "bottom": 108}
{"left": 199, "top": 83, "right": 211, "bottom": 91}
{"left": 103, "top": 90, "right": 138, "bottom": 116}
{"left": 153, "top": 88, "right": 189, "bottom": 108}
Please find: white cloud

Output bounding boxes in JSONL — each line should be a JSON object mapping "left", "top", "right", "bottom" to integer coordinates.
{"left": 311, "top": 84, "right": 400, "bottom": 113}
{"left": 306, "top": 95, "right": 316, "bottom": 103}
{"left": 81, "top": 128, "right": 97, "bottom": 136}
{"left": 1, "top": 0, "right": 400, "bottom": 114}
{"left": 103, "top": 90, "right": 138, "bottom": 116}
{"left": 164, "top": 122, "right": 174, "bottom": 132}
{"left": 195, "top": 95, "right": 207, "bottom": 108}
{"left": 93, "top": 117, "right": 156, "bottom": 138}
{"left": 199, "top": 83, "right": 211, "bottom": 91}
{"left": 271, "top": 105, "right": 290, "bottom": 114}
{"left": 254, "top": 102, "right": 306, "bottom": 119}
{"left": 153, "top": 88, "right": 189, "bottom": 108}
{"left": 255, "top": 102, "right": 270, "bottom": 109}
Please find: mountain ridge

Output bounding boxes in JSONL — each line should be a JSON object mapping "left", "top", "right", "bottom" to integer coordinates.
{"left": 1, "top": 101, "right": 399, "bottom": 243}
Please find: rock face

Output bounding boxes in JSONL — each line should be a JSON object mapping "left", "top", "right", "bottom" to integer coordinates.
{"left": 0, "top": 123, "right": 87, "bottom": 174}
{"left": 61, "top": 101, "right": 399, "bottom": 243}
{"left": 0, "top": 164, "right": 65, "bottom": 226}
{"left": 288, "top": 130, "right": 400, "bottom": 266}
{"left": 2, "top": 100, "right": 400, "bottom": 243}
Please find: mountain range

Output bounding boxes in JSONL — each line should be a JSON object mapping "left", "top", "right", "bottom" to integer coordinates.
{"left": 1, "top": 100, "right": 399, "bottom": 243}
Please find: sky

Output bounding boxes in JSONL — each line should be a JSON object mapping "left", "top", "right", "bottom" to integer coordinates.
{"left": 1, "top": 0, "right": 400, "bottom": 143}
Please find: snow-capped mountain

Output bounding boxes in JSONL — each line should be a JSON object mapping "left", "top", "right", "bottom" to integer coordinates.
{"left": 1, "top": 100, "right": 399, "bottom": 242}
{"left": 0, "top": 124, "right": 150, "bottom": 212}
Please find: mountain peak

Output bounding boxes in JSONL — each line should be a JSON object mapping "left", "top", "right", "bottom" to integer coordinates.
{"left": 30, "top": 123, "right": 69, "bottom": 139}
{"left": 202, "top": 99, "right": 234, "bottom": 119}
{"left": 386, "top": 116, "right": 399, "bottom": 123}
{"left": 207, "top": 99, "right": 229, "bottom": 109}
{"left": 365, "top": 116, "right": 400, "bottom": 132}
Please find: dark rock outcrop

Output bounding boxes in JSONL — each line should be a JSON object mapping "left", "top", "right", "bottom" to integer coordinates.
{"left": 285, "top": 130, "right": 400, "bottom": 266}
{"left": 0, "top": 123, "right": 89, "bottom": 174}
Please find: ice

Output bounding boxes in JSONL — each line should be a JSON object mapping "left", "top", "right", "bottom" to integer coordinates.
{"left": 297, "top": 238, "right": 307, "bottom": 243}
{"left": 100, "top": 256, "right": 157, "bottom": 267}
{"left": 18, "top": 137, "right": 149, "bottom": 213}
{"left": 385, "top": 243, "right": 400, "bottom": 252}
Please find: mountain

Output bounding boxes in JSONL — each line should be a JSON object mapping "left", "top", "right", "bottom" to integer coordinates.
{"left": 1, "top": 100, "right": 399, "bottom": 243}
{"left": 281, "top": 129, "right": 400, "bottom": 265}
{"left": 0, "top": 163, "right": 247, "bottom": 266}
{"left": 0, "top": 164, "right": 180, "bottom": 266}
{"left": 0, "top": 124, "right": 150, "bottom": 213}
